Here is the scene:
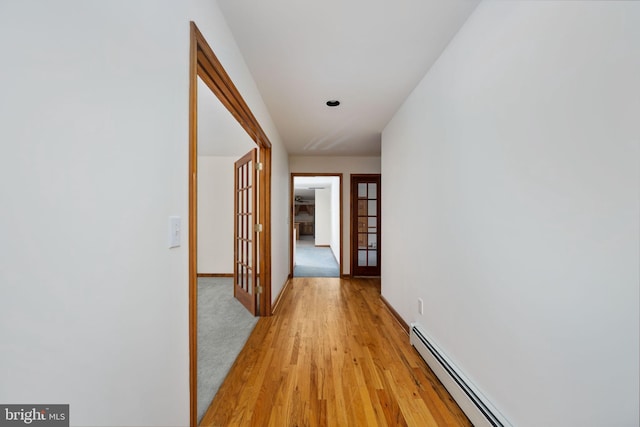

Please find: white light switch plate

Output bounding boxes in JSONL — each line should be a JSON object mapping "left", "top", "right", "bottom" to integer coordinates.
{"left": 168, "top": 216, "right": 181, "bottom": 248}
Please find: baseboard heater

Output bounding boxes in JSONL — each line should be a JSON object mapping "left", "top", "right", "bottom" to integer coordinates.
{"left": 410, "top": 324, "right": 511, "bottom": 427}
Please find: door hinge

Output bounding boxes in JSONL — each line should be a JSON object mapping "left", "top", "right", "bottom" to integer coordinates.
{"left": 255, "top": 223, "right": 263, "bottom": 232}
{"left": 256, "top": 285, "right": 263, "bottom": 294}
{"left": 255, "top": 162, "right": 263, "bottom": 171}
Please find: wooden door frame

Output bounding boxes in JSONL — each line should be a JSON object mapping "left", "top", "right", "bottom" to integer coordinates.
{"left": 350, "top": 174, "right": 381, "bottom": 277}
{"left": 189, "top": 22, "right": 272, "bottom": 427}
{"left": 289, "top": 173, "right": 343, "bottom": 277}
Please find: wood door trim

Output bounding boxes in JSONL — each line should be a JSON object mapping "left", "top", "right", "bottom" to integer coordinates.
{"left": 189, "top": 21, "right": 273, "bottom": 427}
{"left": 289, "top": 173, "right": 343, "bottom": 278}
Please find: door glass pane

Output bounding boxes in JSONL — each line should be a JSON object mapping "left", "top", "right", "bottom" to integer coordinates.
{"left": 358, "top": 200, "right": 367, "bottom": 215}
{"left": 358, "top": 233, "right": 367, "bottom": 249}
{"left": 358, "top": 183, "right": 367, "bottom": 198}
{"left": 368, "top": 217, "right": 377, "bottom": 231}
{"left": 368, "top": 250, "right": 377, "bottom": 267}
{"left": 368, "top": 183, "right": 377, "bottom": 199}
{"left": 368, "top": 234, "right": 377, "bottom": 249}
{"left": 358, "top": 250, "right": 367, "bottom": 266}
{"left": 358, "top": 218, "right": 367, "bottom": 232}
{"left": 368, "top": 200, "right": 377, "bottom": 216}
{"left": 243, "top": 241, "right": 247, "bottom": 264}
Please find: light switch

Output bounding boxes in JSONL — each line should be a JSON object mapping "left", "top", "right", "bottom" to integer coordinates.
{"left": 168, "top": 216, "right": 181, "bottom": 248}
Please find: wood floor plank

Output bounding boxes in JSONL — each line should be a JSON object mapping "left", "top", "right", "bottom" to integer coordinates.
{"left": 200, "top": 277, "right": 471, "bottom": 427}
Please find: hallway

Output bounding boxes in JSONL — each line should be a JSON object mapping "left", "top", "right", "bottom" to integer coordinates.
{"left": 293, "top": 235, "right": 340, "bottom": 277}
{"left": 200, "top": 277, "right": 470, "bottom": 426}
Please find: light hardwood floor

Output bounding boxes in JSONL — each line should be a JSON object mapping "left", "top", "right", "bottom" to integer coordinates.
{"left": 200, "top": 277, "right": 471, "bottom": 427}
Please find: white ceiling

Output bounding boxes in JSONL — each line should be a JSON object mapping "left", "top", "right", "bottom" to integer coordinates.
{"left": 294, "top": 176, "right": 339, "bottom": 201}
{"left": 216, "top": 0, "right": 480, "bottom": 156}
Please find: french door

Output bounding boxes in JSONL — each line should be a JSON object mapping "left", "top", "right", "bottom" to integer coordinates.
{"left": 351, "top": 174, "right": 381, "bottom": 276}
{"left": 234, "top": 149, "right": 258, "bottom": 315}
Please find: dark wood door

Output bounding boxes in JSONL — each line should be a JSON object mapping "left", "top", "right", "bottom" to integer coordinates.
{"left": 234, "top": 149, "right": 257, "bottom": 315}
{"left": 351, "top": 175, "right": 381, "bottom": 276}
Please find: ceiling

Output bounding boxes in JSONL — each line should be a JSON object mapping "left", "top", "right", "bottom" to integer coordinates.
{"left": 294, "top": 176, "right": 338, "bottom": 201}
{"left": 216, "top": 0, "right": 480, "bottom": 156}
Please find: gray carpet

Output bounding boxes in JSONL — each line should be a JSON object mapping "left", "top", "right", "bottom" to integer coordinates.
{"left": 294, "top": 236, "right": 340, "bottom": 277}
{"left": 197, "top": 277, "right": 258, "bottom": 422}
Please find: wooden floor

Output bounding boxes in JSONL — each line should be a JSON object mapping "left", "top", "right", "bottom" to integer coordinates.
{"left": 200, "top": 277, "right": 471, "bottom": 427}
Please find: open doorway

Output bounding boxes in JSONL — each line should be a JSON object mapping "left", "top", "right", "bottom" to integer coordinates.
{"left": 195, "top": 75, "right": 258, "bottom": 423}
{"left": 189, "top": 22, "right": 273, "bottom": 427}
{"left": 290, "top": 174, "right": 343, "bottom": 278}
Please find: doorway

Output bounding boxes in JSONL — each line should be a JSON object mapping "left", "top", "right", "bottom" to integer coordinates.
{"left": 350, "top": 174, "right": 381, "bottom": 277}
{"left": 195, "top": 72, "right": 259, "bottom": 422}
{"left": 189, "top": 22, "right": 273, "bottom": 427}
{"left": 290, "top": 174, "right": 343, "bottom": 278}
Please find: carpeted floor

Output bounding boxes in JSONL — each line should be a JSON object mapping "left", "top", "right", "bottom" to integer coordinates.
{"left": 197, "top": 277, "right": 258, "bottom": 422}
{"left": 293, "top": 236, "right": 340, "bottom": 277}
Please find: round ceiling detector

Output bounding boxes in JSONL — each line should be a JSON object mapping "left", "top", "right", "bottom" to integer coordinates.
{"left": 326, "top": 100, "right": 340, "bottom": 107}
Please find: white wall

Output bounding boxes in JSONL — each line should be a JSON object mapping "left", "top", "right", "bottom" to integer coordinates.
{"left": 289, "top": 156, "right": 381, "bottom": 274}
{"left": 268, "top": 141, "right": 290, "bottom": 305}
{"left": 0, "top": 1, "right": 289, "bottom": 425}
{"left": 382, "top": 2, "right": 639, "bottom": 426}
{"left": 314, "top": 188, "right": 331, "bottom": 246}
{"left": 197, "top": 156, "right": 235, "bottom": 274}
{"left": 329, "top": 177, "right": 341, "bottom": 263}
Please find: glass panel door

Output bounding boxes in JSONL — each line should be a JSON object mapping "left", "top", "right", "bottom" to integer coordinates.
{"left": 351, "top": 175, "right": 381, "bottom": 276}
{"left": 233, "top": 148, "right": 257, "bottom": 315}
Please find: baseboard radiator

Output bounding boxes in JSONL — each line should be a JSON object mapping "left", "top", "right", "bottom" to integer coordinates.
{"left": 410, "top": 324, "right": 511, "bottom": 427}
